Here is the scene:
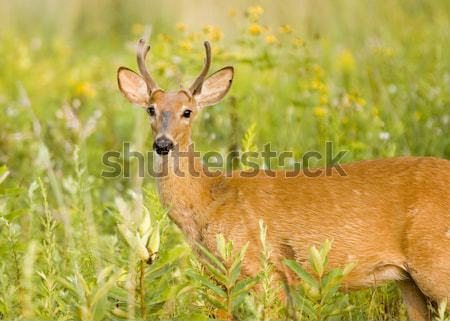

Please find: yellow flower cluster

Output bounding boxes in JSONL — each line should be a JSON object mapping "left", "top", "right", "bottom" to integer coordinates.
{"left": 247, "top": 5, "right": 264, "bottom": 21}
{"left": 175, "top": 22, "right": 188, "bottom": 32}
{"left": 313, "top": 106, "right": 328, "bottom": 118}
{"left": 249, "top": 23, "right": 263, "bottom": 36}
{"left": 337, "top": 49, "right": 356, "bottom": 73}
{"left": 158, "top": 33, "right": 173, "bottom": 43}
{"left": 202, "top": 25, "right": 223, "bottom": 41}
{"left": 278, "top": 24, "right": 292, "bottom": 34}
{"left": 265, "top": 34, "right": 278, "bottom": 45}
{"left": 347, "top": 93, "right": 366, "bottom": 106}
{"left": 310, "top": 79, "right": 327, "bottom": 94}
{"left": 179, "top": 40, "right": 192, "bottom": 51}
{"left": 75, "top": 82, "right": 96, "bottom": 98}
{"left": 292, "top": 37, "right": 305, "bottom": 47}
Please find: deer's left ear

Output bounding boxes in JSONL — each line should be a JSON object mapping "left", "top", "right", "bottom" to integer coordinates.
{"left": 194, "top": 67, "right": 234, "bottom": 108}
{"left": 117, "top": 67, "right": 149, "bottom": 107}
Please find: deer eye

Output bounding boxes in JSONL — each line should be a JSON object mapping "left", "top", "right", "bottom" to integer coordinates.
{"left": 182, "top": 109, "right": 192, "bottom": 118}
{"left": 146, "top": 106, "right": 156, "bottom": 117}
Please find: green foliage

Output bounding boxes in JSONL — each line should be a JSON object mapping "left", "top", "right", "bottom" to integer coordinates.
{"left": 188, "top": 235, "right": 258, "bottom": 320}
{"left": 0, "top": 1, "right": 449, "bottom": 320}
{"left": 256, "top": 219, "right": 282, "bottom": 320}
{"left": 284, "top": 240, "right": 356, "bottom": 320}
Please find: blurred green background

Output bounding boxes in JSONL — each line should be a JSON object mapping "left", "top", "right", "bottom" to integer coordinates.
{"left": 0, "top": 1, "right": 449, "bottom": 320}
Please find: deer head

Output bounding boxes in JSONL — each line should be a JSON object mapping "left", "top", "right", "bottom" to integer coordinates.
{"left": 117, "top": 38, "right": 234, "bottom": 155}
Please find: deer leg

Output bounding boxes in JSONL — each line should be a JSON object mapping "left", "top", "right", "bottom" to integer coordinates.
{"left": 397, "top": 279, "right": 430, "bottom": 321}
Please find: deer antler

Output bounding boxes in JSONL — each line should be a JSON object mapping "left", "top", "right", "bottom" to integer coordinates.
{"left": 137, "top": 38, "right": 160, "bottom": 94}
{"left": 189, "top": 41, "right": 211, "bottom": 95}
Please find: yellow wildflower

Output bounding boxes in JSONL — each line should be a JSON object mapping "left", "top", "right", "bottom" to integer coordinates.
{"left": 265, "top": 34, "right": 278, "bottom": 45}
{"left": 355, "top": 97, "right": 366, "bottom": 106}
{"left": 337, "top": 49, "right": 356, "bottom": 73}
{"left": 202, "top": 25, "right": 213, "bottom": 34}
{"left": 131, "top": 23, "right": 144, "bottom": 36}
{"left": 175, "top": 22, "right": 188, "bottom": 32}
{"left": 347, "top": 93, "right": 365, "bottom": 106}
{"left": 75, "top": 82, "right": 96, "bottom": 98}
{"left": 292, "top": 37, "right": 305, "bottom": 47}
{"left": 414, "top": 111, "right": 422, "bottom": 120}
{"left": 313, "top": 106, "right": 328, "bottom": 118}
{"left": 210, "top": 27, "right": 223, "bottom": 41}
{"left": 187, "top": 32, "right": 201, "bottom": 41}
{"left": 278, "top": 24, "right": 292, "bottom": 34}
{"left": 311, "top": 80, "right": 327, "bottom": 93}
{"left": 179, "top": 40, "right": 192, "bottom": 51}
{"left": 247, "top": 5, "right": 264, "bottom": 21}
{"left": 249, "top": 23, "right": 263, "bottom": 36}
{"left": 158, "top": 34, "right": 173, "bottom": 43}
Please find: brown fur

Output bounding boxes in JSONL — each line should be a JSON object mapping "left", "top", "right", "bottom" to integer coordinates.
{"left": 117, "top": 41, "right": 450, "bottom": 320}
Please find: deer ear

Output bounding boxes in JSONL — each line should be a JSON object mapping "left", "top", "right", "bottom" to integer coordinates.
{"left": 117, "top": 67, "right": 149, "bottom": 107}
{"left": 194, "top": 66, "right": 234, "bottom": 108}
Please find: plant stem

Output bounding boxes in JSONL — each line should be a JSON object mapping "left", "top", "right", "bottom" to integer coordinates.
{"left": 140, "top": 260, "right": 147, "bottom": 320}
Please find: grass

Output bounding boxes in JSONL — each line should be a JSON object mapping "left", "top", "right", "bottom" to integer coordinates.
{"left": 0, "top": 1, "right": 449, "bottom": 320}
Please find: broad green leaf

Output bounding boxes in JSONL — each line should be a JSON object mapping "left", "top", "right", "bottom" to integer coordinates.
{"left": 75, "top": 271, "right": 90, "bottom": 297}
{"left": 321, "top": 268, "right": 343, "bottom": 297}
{"left": 291, "top": 292, "right": 317, "bottom": 319}
{"left": 0, "top": 166, "right": 10, "bottom": 185}
{"left": 225, "top": 239, "right": 233, "bottom": 260}
{"left": 309, "top": 245, "right": 324, "bottom": 277}
{"left": 139, "top": 206, "right": 152, "bottom": 236}
{"left": 343, "top": 261, "right": 357, "bottom": 276}
{"left": 186, "top": 270, "right": 226, "bottom": 298}
{"left": 97, "top": 265, "right": 114, "bottom": 284}
{"left": 319, "top": 239, "right": 332, "bottom": 259}
{"left": 229, "top": 242, "right": 249, "bottom": 283}
{"left": 195, "top": 242, "right": 227, "bottom": 273}
{"left": 92, "top": 296, "right": 107, "bottom": 320}
{"left": 147, "top": 223, "right": 160, "bottom": 254}
{"left": 91, "top": 269, "right": 124, "bottom": 306}
{"left": 229, "top": 260, "right": 242, "bottom": 286}
{"left": 204, "top": 294, "right": 226, "bottom": 310}
{"left": 57, "top": 277, "right": 77, "bottom": 294}
{"left": 231, "top": 278, "right": 257, "bottom": 299}
{"left": 283, "top": 259, "right": 319, "bottom": 289}
{"left": 216, "top": 233, "right": 226, "bottom": 259}
{"left": 200, "top": 258, "right": 228, "bottom": 285}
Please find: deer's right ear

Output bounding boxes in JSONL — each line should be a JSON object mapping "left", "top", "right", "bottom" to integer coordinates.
{"left": 117, "top": 67, "right": 149, "bottom": 107}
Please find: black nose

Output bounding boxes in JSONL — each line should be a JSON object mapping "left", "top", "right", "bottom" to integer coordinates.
{"left": 153, "top": 136, "right": 174, "bottom": 155}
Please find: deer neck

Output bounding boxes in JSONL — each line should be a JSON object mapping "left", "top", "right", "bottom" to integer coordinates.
{"left": 155, "top": 145, "right": 217, "bottom": 244}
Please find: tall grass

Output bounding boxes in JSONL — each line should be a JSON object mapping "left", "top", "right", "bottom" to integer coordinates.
{"left": 0, "top": 1, "right": 449, "bottom": 320}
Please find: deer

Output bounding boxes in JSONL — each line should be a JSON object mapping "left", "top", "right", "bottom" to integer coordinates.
{"left": 117, "top": 38, "right": 450, "bottom": 320}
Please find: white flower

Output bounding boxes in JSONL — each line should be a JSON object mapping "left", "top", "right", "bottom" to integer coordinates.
{"left": 379, "top": 131, "right": 390, "bottom": 141}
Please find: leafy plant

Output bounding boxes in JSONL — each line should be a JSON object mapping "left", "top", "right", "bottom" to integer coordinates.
{"left": 188, "top": 234, "right": 258, "bottom": 320}
{"left": 284, "top": 240, "right": 356, "bottom": 320}
{"left": 256, "top": 219, "right": 282, "bottom": 320}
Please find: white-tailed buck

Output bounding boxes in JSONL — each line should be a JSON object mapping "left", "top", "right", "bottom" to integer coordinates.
{"left": 118, "top": 38, "right": 450, "bottom": 320}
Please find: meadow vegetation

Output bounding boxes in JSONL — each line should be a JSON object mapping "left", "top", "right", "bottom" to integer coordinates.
{"left": 0, "top": 1, "right": 449, "bottom": 319}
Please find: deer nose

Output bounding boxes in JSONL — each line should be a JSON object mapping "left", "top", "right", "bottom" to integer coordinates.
{"left": 153, "top": 136, "right": 174, "bottom": 155}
